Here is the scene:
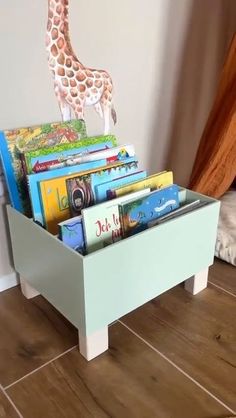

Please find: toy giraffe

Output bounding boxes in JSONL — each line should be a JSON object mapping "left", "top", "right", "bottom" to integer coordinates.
{"left": 46, "top": 0, "right": 117, "bottom": 134}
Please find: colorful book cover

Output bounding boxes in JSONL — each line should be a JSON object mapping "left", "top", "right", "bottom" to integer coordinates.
{"left": 0, "top": 120, "right": 86, "bottom": 215}
{"left": 82, "top": 188, "right": 151, "bottom": 254}
{"left": 38, "top": 158, "right": 137, "bottom": 234}
{"left": 107, "top": 171, "right": 173, "bottom": 200}
{"left": 23, "top": 135, "right": 117, "bottom": 174}
{"left": 66, "top": 158, "right": 139, "bottom": 217}
{"left": 119, "top": 184, "right": 180, "bottom": 237}
{"left": 95, "top": 170, "right": 147, "bottom": 203}
{"left": 58, "top": 215, "right": 85, "bottom": 254}
{"left": 30, "top": 158, "right": 118, "bottom": 232}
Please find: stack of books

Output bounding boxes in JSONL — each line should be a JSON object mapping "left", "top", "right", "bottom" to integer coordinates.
{"left": 0, "top": 120, "right": 205, "bottom": 256}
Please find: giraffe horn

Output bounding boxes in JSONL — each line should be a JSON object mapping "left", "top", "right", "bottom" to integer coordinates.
{"left": 111, "top": 105, "right": 117, "bottom": 125}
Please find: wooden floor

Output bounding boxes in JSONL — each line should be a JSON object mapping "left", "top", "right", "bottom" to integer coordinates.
{"left": 0, "top": 259, "right": 235, "bottom": 418}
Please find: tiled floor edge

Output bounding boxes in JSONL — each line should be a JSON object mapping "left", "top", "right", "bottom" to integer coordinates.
{"left": 118, "top": 320, "right": 236, "bottom": 416}
{"left": 208, "top": 281, "right": 236, "bottom": 298}
{"left": 0, "top": 384, "right": 24, "bottom": 418}
{"left": 4, "top": 345, "right": 78, "bottom": 391}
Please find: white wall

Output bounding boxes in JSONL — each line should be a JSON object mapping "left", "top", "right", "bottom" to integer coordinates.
{"left": 0, "top": 0, "right": 235, "bottom": 282}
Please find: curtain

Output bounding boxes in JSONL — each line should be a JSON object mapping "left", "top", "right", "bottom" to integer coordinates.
{"left": 188, "top": 33, "right": 236, "bottom": 198}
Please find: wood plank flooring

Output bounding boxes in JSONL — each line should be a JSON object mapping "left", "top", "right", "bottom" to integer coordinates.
{"left": 0, "top": 258, "right": 235, "bottom": 417}
{"left": 209, "top": 258, "right": 236, "bottom": 296}
{"left": 0, "top": 286, "right": 77, "bottom": 387}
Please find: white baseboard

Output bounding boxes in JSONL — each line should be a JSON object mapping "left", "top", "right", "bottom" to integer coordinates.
{"left": 0, "top": 272, "right": 19, "bottom": 292}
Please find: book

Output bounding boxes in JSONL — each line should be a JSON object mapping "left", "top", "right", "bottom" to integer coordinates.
{"left": 147, "top": 199, "right": 208, "bottom": 227}
{"left": 107, "top": 171, "right": 173, "bottom": 200}
{"left": 23, "top": 135, "right": 118, "bottom": 174}
{"left": 38, "top": 158, "right": 137, "bottom": 234}
{"left": 58, "top": 215, "right": 85, "bottom": 254}
{"left": 66, "top": 158, "right": 139, "bottom": 217}
{"left": 0, "top": 120, "right": 86, "bottom": 215}
{"left": 29, "top": 159, "right": 112, "bottom": 230}
{"left": 119, "top": 184, "right": 180, "bottom": 237}
{"left": 82, "top": 188, "right": 151, "bottom": 253}
{"left": 94, "top": 170, "right": 147, "bottom": 203}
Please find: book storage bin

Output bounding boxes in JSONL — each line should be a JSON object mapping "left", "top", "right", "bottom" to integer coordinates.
{"left": 7, "top": 188, "right": 220, "bottom": 361}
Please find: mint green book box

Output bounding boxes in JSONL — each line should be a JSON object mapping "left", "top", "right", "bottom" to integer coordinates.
{"left": 7, "top": 188, "right": 220, "bottom": 361}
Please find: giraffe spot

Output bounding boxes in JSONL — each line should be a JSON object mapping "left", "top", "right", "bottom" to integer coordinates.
{"left": 64, "top": 47, "right": 71, "bottom": 56}
{"left": 51, "top": 28, "right": 58, "bottom": 40}
{"left": 75, "top": 99, "right": 81, "bottom": 105}
{"left": 49, "top": 58, "right": 56, "bottom": 67}
{"left": 76, "top": 72, "right": 86, "bottom": 82}
{"left": 49, "top": 10, "right": 53, "bottom": 19}
{"left": 79, "top": 94, "right": 85, "bottom": 99}
{"left": 57, "top": 67, "right": 65, "bottom": 76}
{"left": 62, "top": 78, "right": 69, "bottom": 87}
{"left": 57, "top": 37, "right": 64, "bottom": 49}
{"left": 47, "top": 20, "right": 52, "bottom": 32}
{"left": 66, "top": 58, "right": 72, "bottom": 68}
{"left": 104, "top": 93, "right": 109, "bottom": 100}
{"left": 95, "top": 80, "right": 102, "bottom": 88}
{"left": 78, "top": 107, "right": 83, "bottom": 113}
{"left": 59, "top": 23, "right": 65, "bottom": 34}
{"left": 70, "top": 79, "right": 77, "bottom": 87}
{"left": 51, "top": 44, "right": 58, "bottom": 57}
{"left": 70, "top": 89, "right": 78, "bottom": 97}
{"left": 95, "top": 73, "right": 101, "bottom": 79}
{"left": 79, "top": 84, "right": 86, "bottom": 93}
{"left": 53, "top": 16, "right": 60, "bottom": 26}
{"left": 73, "top": 62, "right": 80, "bottom": 71}
{"left": 92, "top": 88, "right": 98, "bottom": 94}
{"left": 57, "top": 53, "right": 65, "bottom": 65}
{"left": 56, "top": 5, "right": 62, "bottom": 14}
{"left": 85, "top": 70, "right": 94, "bottom": 78}
{"left": 67, "top": 96, "right": 73, "bottom": 103}
{"left": 104, "top": 72, "right": 110, "bottom": 79}
{"left": 86, "top": 79, "right": 93, "bottom": 88}
{"left": 108, "top": 84, "right": 113, "bottom": 93}
{"left": 45, "top": 34, "right": 51, "bottom": 47}
{"left": 66, "top": 70, "right": 74, "bottom": 78}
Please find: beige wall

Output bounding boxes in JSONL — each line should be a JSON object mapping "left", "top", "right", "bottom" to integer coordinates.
{"left": 0, "top": 0, "right": 235, "bottom": 279}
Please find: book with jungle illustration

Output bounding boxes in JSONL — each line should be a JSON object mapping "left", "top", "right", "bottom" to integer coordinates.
{"left": 82, "top": 188, "right": 150, "bottom": 254}
{"left": 0, "top": 120, "right": 87, "bottom": 215}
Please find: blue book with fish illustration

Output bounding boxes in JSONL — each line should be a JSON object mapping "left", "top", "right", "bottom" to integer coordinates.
{"left": 119, "top": 184, "right": 180, "bottom": 237}
{"left": 58, "top": 215, "right": 85, "bottom": 254}
{"left": 94, "top": 170, "right": 147, "bottom": 203}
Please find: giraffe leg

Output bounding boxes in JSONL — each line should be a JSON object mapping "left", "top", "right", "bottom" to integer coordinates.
{"left": 103, "top": 106, "right": 110, "bottom": 135}
{"left": 54, "top": 83, "right": 73, "bottom": 121}
{"left": 94, "top": 102, "right": 103, "bottom": 119}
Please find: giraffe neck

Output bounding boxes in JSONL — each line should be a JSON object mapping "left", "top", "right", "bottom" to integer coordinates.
{"left": 46, "top": 0, "right": 84, "bottom": 69}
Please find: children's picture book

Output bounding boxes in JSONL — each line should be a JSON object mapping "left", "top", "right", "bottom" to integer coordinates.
{"left": 23, "top": 135, "right": 118, "bottom": 174}
{"left": 58, "top": 215, "right": 85, "bottom": 254}
{"left": 66, "top": 158, "right": 139, "bottom": 217}
{"left": 48, "top": 144, "right": 135, "bottom": 171}
{"left": 38, "top": 158, "right": 137, "bottom": 234}
{"left": 119, "top": 184, "right": 180, "bottom": 237}
{"left": 29, "top": 159, "right": 110, "bottom": 230}
{"left": 107, "top": 171, "right": 173, "bottom": 200}
{"left": 94, "top": 170, "right": 147, "bottom": 203}
{"left": 147, "top": 199, "right": 208, "bottom": 227}
{"left": 0, "top": 120, "right": 86, "bottom": 215}
{"left": 82, "top": 188, "right": 151, "bottom": 253}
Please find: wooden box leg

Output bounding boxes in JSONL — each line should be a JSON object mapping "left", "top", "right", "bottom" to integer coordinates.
{"left": 20, "top": 276, "right": 40, "bottom": 299}
{"left": 78, "top": 327, "right": 109, "bottom": 361}
{"left": 184, "top": 268, "right": 209, "bottom": 295}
